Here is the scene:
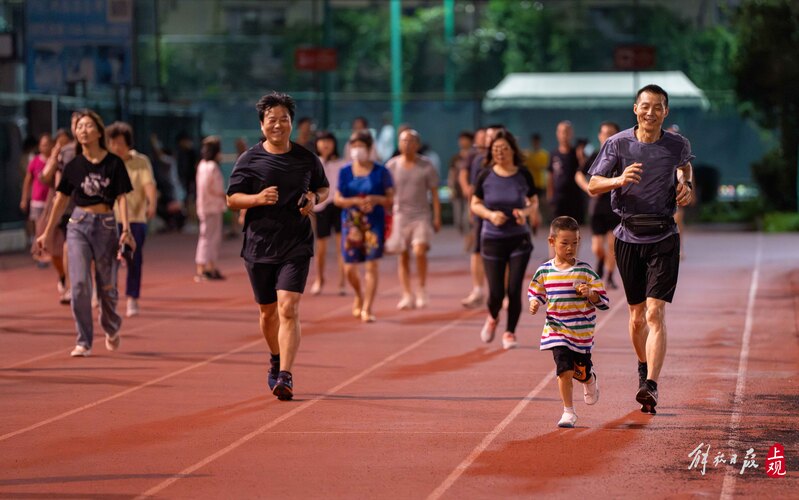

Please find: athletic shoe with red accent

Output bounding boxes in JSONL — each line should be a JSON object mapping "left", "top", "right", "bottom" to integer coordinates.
{"left": 273, "top": 371, "right": 293, "bottom": 401}
{"left": 636, "top": 380, "right": 658, "bottom": 414}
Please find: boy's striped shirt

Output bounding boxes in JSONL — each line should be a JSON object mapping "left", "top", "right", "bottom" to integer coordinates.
{"left": 528, "top": 259, "right": 609, "bottom": 353}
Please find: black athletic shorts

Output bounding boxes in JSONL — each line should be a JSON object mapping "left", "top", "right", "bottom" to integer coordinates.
{"left": 551, "top": 346, "right": 593, "bottom": 382}
{"left": 614, "top": 233, "right": 680, "bottom": 305}
{"left": 314, "top": 204, "right": 341, "bottom": 239}
{"left": 590, "top": 211, "right": 621, "bottom": 236}
{"left": 245, "top": 258, "right": 311, "bottom": 305}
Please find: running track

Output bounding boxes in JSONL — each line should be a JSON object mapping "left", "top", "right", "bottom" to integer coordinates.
{"left": 0, "top": 227, "right": 796, "bottom": 498}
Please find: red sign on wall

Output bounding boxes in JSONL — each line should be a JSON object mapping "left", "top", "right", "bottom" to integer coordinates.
{"left": 614, "top": 44, "right": 656, "bottom": 70}
{"left": 294, "top": 48, "right": 338, "bottom": 72}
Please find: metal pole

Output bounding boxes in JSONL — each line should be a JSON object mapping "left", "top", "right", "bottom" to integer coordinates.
{"left": 444, "top": 0, "right": 454, "bottom": 101}
{"left": 390, "top": 0, "right": 403, "bottom": 134}
{"left": 322, "top": 0, "right": 332, "bottom": 129}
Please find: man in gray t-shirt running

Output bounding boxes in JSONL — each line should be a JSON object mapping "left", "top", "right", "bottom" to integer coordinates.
{"left": 587, "top": 84, "right": 695, "bottom": 415}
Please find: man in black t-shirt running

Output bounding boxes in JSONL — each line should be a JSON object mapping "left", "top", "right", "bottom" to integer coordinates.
{"left": 227, "top": 92, "right": 329, "bottom": 401}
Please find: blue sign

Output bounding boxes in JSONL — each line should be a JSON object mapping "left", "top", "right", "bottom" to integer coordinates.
{"left": 25, "top": 0, "right": 133, "bottom": 93}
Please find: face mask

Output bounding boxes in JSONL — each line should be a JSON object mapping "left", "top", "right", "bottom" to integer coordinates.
{"left": 350, "top": 146, "right": 368, "bottom": 163}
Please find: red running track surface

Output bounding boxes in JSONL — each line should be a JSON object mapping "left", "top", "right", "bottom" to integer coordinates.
{"left": 0, "top": 227, "right": 796, "bottom": 498}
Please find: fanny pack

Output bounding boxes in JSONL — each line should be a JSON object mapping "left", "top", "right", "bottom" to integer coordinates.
{"left": 621, "top": 214, "right": 675, "bottom": 237}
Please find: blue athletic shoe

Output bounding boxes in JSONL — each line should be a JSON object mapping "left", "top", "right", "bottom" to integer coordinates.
{"left": 273, "top": 371, "right": 293, "bottom": 401}
{"left": 267, "top": 363, "right": 279, "bottom": 391}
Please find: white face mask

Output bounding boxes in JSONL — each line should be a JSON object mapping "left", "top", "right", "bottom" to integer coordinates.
{"left": 350, "top": 146, "right": 369, "bottom": 163}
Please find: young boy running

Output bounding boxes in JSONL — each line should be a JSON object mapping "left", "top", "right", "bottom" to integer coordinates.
{"left": 528, "top": 216, "right": 609, "bottom": 428}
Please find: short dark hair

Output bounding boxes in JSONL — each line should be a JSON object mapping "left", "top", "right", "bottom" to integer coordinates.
{"left": 315, "top": 130, "right": 339, "bottom": 159}
{"left": 201, "top": 135, "right": 221, "bottom": 161}
{"left": 74, "top": 109, "right": 107, "bottom": 155}
{"left": 256, "top": 92, "right": 296, "bottom": 122}
{"left": 600, "top": 121, "right": 620, "bottom": 133}
{"left": 458, "top": 131, "right": 474, "bottom": 141}
{"left": 484, "top": 129, "right": 525, "bottom": 168}
{"left": 635, "top": 84, "right": 669, "bottom": 107}
{"left": 352, "top": 116, "right": 368, "bottom": 128}
{"left": 106, "top": 121, "right": 134, "bottom": 147}
{"left": 297, "top": 117, "right": 312, "bottom": 126}
{"left": 531, "top": 133, "right": 541, "bottom": 141}
{"left": 349, "top": 129, "right": 373, "bottom": 149}
{"left": 550, "top": 216, "right": 580, "bottom": 236}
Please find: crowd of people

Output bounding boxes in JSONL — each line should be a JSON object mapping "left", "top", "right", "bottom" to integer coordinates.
{"left": 19, "top": 84, "right": 694, "bottom": 425}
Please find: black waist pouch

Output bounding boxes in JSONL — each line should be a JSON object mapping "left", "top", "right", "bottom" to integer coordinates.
{"left": 621, "top": 214, "right": 675, "bottom": 237}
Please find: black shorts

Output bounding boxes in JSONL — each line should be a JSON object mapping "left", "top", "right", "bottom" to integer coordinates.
{"left": 245, "top": 258, "right": 311, "bottom": 305}
{"left": 551, "top": 346, "right": 593, "bottom": 382}
{"left": 314, "top": 204, "right": 341, "bottom": 239}
{"left": 590, "top": 211, "right": 620, "bottom": 235}
{"left": 615, "top": 234, "right": 680, "bottom": 305}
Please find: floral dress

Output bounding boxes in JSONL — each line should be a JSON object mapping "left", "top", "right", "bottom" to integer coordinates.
{"left": 337, "top": 162, "right": 394, "bottom": 263}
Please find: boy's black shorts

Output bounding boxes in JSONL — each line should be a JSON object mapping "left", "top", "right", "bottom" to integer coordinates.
{"left": 614, "top": 233, "right": 680, "bottom": 305}
{"left": 551, "top": 346, "right": 593, "bottom": 382}
{"left": 245, "top": 258, "right": 310, "bottom": 305}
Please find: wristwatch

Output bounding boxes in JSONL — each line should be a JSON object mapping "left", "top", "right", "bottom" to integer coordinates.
{"left": 683, "top": 180, "right": 693, "bottom": 190}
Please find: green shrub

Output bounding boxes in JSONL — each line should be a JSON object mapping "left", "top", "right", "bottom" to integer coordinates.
{"left": 698, "top": 198, "right": 765, "bottom": 223}
{"left": 762, "top": 212, "right": 799, "bottom": 232}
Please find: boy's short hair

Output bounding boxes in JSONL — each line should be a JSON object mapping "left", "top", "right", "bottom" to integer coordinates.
{"left": 550, "top": 216, "right": 580, "bottom": 236}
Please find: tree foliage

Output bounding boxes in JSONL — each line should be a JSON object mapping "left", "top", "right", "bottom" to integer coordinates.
{"left": 732, "top": 0, "right": 799, "bottom": 210}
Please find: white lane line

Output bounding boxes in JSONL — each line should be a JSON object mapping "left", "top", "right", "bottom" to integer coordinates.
{"left": 135, "top": 309, "right": 481, "bottom": 500}
{"left": 0, "top": 338, "right": 263, "bottom": 443}
{"left": 0, "top": 289, "right": 377, "bottom": 441}
{"left": 428, "top": 302, "right": 624, "bottom": 500}
{"left": 0, "top": 296, "right": 251, "bottom": 370}
{"left": 720, "top": 233, "right": 762, "bottom": 500}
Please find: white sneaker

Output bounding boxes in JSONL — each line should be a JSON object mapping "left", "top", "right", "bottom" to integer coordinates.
{"left": 59, "top": 288, "right": 71, "bottom": 305}
{"left": 461, "top": 289, "right": 484, "bottom": 309}
{"left": 105, "top": 333, "right": 121, "bottom": 351}
{"left": 583, "top": 372, "right": 599, "bottom": 405}
{"left": 70, "top": 345, "right": 91, "bottom": 357}
{"left": 557, "top": 410, "right": 577, "bottom": 428}
{"left": 57, "top": 279, "right": 66, "bottom": 294}
{"left": 397, "top": 294, "right": 414, "bottom": 310}
{"left": 480, "top": 316, "right": 498, "bottom": 343}
{"left": 309, "top": 281, "right": 322, "bottom": 295}
{"left": 126, "top": 297, "right": 139, "bottom": 317}
{"left": 501, "top": 332, "right": 518, "bottom": 350}
{"left": 415, "top": 289, "right": 428, "bottom": 309}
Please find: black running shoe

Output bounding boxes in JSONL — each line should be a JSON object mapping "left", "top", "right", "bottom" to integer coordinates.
{"left": 640, "top": 404, "right": 657, "bottom": 414}
{"left": 273, "top": 371, "right": 294, "bottom": 401}
{"left": 267, "top": 363, "right": 279, "bottom": 391}
{"left": 636, "top": 380, "right": 658, "bottom": 410}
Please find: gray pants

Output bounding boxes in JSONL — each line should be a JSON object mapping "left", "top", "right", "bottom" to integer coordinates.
{"left": 67, "top": 208, "right": 122, "bottom": 348}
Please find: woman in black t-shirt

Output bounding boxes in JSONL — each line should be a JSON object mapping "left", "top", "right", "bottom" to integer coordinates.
{"left": 37, "top": 109, "right": 134, "bottom": 358}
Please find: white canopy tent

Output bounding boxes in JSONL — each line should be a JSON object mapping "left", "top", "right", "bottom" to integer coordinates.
{"left": 483, "top": 71, "right": 709, "bottom": 112}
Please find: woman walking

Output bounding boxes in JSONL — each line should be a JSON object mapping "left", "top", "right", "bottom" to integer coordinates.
{"left": 334, "top": 130, "right": 394, "bottom": 322}
{"left": 470, "top": 129, "right": 539, "bottom": 349}
{"left": 195, "top": 136, "right": 227, "bottom": 281}
{"left": 37, "top": 109, "right": 134, "bottom": 357}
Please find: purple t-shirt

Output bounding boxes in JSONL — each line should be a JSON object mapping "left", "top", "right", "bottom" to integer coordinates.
{"left": 473, "top": 167, "right": 536, "bottom": 240}
{"left": 588, "top": 127, "right": 694, "bottom": 244}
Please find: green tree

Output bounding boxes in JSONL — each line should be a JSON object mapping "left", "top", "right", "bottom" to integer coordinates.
{"left": 731, "top": 0, "right": 799, "bottom": 211}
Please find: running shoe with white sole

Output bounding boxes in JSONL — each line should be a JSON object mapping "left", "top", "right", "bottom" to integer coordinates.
{"left": 636, "top": 380, "right": 658, "bottom": 413}
{"left": 415, "top": 289, "right": 428, "bottom": 309}
{"left": 126, "top": 297, "right": 139, "bottom": 317}
{"left": 461, "top": 289, "right": 484, "bottom": 309}
{"left": 583, "top": 372, "right": 599, "bottom": 405}
{"left": 397, "top": 294, "right": 414, "bottom": 310}
{"left": 480, "top": 316, "right": 498, "bottom": 343}
{"left": 273, "top": 371, "right": 294, "bottom": 401}
{"left": 557, "top": 411, "right": 577, "bottom": 428}
{"left": 70, "top": 345, "right": 91, "bottom": 357}
{"left": 501, "top": 332, "right": 518, "bottom": 350}
{"left": 105, "top": 333, "right": 121, "bottom": 351}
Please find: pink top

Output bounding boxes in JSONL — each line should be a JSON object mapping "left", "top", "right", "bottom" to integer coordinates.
{"left": 195, "top": 159, "right": 226, "bottom": 216}
{"left": 27, "top": 154, "right": 50, "bottom": 202}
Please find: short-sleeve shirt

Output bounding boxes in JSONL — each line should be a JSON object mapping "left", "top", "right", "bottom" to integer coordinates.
{"left": 587, "top": 127, "right": 695, "bottom": 244}
{"left": 582, "top": 151, "right": 614, "bottom": 217}
{"left": 473, "top": 167, "right": 536, "bottom": 240}
{"left": 386, "top": 155, "right": 439, "bottom": 221}
{"left": 114, "top": 149, "right": 156, "bottom": 223}
{"left": 227, "top": 141, "right": 329, "bottom": 264}
{"left": 57, "top": 152, "right": 133, "bottom": 208}
{"left": 468, "top": 152, "right": 487, "bottom": 186}
{"left": 27, "top": 154, "right": 50, "bottom": 202}
{"left": 548, "top": 147, "right": 581, "bottom": 205}
{"left": 314, "top": 157, "right": 347, "bottom": 212}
